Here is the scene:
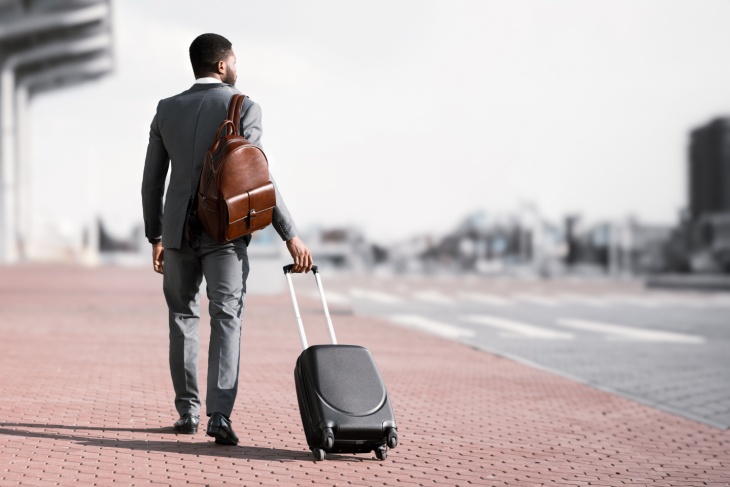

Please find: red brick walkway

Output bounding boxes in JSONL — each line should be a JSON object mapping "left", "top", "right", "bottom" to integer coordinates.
{"left": 0, "top": 265, "right": 727, "bottom": 486}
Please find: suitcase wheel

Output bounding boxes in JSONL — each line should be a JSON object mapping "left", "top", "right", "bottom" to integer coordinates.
{"left": 375, "top": 446, "right": 387, "bottom": 461}
{"left": 312, "top": 448, "right": 326, "bottom": 461}
{"left": 386, "top": 427, "right": 398, "bottom": 449}
{"left": 322, "top": 427, "right": 335, "bottom": 450}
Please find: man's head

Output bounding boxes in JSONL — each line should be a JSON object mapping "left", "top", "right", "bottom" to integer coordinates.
{"left": 189, "top": 33, "right": 236, "bottom": 84}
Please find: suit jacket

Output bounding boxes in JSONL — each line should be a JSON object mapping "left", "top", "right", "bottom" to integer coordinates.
{"left": 141, "top": 82, "right": 298, "bottom": 249}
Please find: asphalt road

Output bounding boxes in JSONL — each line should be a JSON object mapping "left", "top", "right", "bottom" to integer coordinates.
{"left": 320, "top": 274, "right": 730, "bottom": 429}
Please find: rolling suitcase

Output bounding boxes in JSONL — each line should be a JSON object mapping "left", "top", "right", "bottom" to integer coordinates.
{"left": 283, "top": 264, "right": 398, "bottom": 461}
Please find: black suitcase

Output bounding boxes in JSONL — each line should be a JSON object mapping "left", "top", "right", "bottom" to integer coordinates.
{"left": 283, "top": 264, "right": 398, "bottom": 461}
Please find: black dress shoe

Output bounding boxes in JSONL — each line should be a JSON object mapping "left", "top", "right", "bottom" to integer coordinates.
{"left": 173, "top": 414, "right": 199, "bottom": 434}
{"left": 206, "top": 412, "right": 239, "bottom": 446}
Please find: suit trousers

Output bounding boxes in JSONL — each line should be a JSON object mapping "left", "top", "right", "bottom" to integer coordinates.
{"left": 162, "top": 231, "right": 250, "bottom": 418}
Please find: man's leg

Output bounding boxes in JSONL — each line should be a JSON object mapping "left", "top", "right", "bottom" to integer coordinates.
{"left": 199, "top": 233, "right": 249, "bottom": 418}
{"left": 163, "top": 239, "right": 204, "bottom": 418}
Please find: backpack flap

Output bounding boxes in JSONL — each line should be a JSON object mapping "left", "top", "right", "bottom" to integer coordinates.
{"left": 225, "top": 181, "right": 276, "bottom": 239}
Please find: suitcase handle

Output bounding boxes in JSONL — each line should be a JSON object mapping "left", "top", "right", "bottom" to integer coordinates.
{"left": 283, "top": 264, "right": 337, "bottom": 350}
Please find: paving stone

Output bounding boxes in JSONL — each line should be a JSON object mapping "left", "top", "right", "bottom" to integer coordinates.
{"left": 0, "top": 266, "right": 728, "bottom": 485}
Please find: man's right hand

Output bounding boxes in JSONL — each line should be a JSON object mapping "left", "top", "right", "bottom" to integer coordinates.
{"left": 152, "top": 243, "right": 165, "bottom": 274}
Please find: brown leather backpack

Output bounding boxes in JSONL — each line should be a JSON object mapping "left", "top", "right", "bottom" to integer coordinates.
{"left": 192, "top": 94, "right": 276, "bottom": 244}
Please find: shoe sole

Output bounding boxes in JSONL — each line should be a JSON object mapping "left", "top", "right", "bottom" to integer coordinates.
{"left": 207, "top": 426, "right": 239, "bottom": 446}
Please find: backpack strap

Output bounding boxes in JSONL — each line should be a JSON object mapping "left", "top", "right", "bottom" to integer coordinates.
{"left": 226, "top": 94, "right": 246, "bottom": 135}
{"left": 187, "top": 93, "right": 246, "bottom": 250}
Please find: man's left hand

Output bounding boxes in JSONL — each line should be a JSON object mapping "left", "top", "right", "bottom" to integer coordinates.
{"left": 286, "top": 236, "right": 313, "bottom": 273}
{"left": 152, "top": 243, "right": 165, "bottom": 274}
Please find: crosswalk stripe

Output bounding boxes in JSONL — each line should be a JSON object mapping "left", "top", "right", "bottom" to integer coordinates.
{"left": 309, "top": 291, "right": 351, "bottom": 305}
{"left": 462, "top": 315, "right": 574, "bottom": 340}
{"left": 458, "top": 292, "right": 513, "bottom": 306}
{"left": 514, "top": 294, "right": 560, "bottom": 307}
{"left": 650, "top": 295, "right": 706, "bottom": 308}
{"left": 350, "top": 288, "right": 402, "bottom": 304}
{"left": 556, "top": 294, "right": 607, "bottom": 307}
{"left": 602, "top": 294, "right": 661, "bottom": 308}
{"left": 412, "top": 290, "right": 454, "bottom": 304}
{"left": 387, "top": 314, "right": 475, "bottom": 339}
{"left": 555, "top": 318, "right": 705, "bottom": 344}
{"left": 709, "top": 296, "right": 730, "bottom": 307}
{"left": 344, "top": 288, "right": 729, "bottom": 310}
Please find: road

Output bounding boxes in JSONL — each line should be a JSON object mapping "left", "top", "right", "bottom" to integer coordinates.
{"left": 319, "top": 273, "right": 730, "bottom": 429}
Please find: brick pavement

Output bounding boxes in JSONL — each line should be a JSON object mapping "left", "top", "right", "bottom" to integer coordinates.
{"left": 0, "top": 265, "right": 728, "bottom": 486}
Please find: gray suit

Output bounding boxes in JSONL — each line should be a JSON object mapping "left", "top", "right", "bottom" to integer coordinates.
{"left": 141, "top": 82, "right": 298, "bottom": 418}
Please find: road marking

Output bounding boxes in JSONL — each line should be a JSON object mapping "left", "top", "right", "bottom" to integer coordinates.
{"left": 703, "top": 295, "right": 730, "bottom": 308}
{"left": 350, "top": 288, "right": 402, "bottom": 304}
{"left": 458, "top": 292, "right": 513, "bottom": 307}
{"left": 713, "top": 298, "right": 730, "bottom": 307}
{"left": 309, "top": 291, "right": 351, "bottom": 305}
{"left": 555, "top": 318, "right": 705, "bottom": 344}
{"left": 387, "top": 314, "right": 475, "bottom": 339}
{"left": 650, "top": 295, "right": 707, "bottom": 308}
{"left": 602, "top": 294, "right": 661, "bottom": 308}
{"left": 462, "top": 315, "right": 574, "bottom": 340}
{"left": 514, "top": 294, "right": 560, "bottom": 307}
{"left": 556, "top": 293, "right": 608, "bottom": 307}
{"left": 412, "top": 290, "right": 454, "bottom": 305}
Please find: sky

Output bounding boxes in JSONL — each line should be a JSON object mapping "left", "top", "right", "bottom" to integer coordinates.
{"left": 27, "top": 0, "right": 730, "bottom": 245}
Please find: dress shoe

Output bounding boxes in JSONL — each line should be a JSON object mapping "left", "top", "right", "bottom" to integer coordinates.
{"left": 206, "top": 412, "right": 239, "bottom": 446}
{"left": 173, "top": 413, "right": 199, "bottom": 434}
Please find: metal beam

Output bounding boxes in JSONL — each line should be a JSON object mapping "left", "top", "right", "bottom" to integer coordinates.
{"left": 0, "top": 3, "right": 110, "bottom": 40}
{"left": 0, "top": 32, "right": 111, "bottom": 262}
{"left": 15, "top": 54, "right": 113, "bottom": 259}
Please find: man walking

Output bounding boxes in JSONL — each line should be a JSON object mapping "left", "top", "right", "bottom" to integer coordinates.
{"left": 141, "top": 33, "right": 312, "bottom": 446}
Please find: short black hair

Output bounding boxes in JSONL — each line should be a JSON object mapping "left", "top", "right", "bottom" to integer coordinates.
{"left": 189, "top": 33, "right": 232, "bottom": 77}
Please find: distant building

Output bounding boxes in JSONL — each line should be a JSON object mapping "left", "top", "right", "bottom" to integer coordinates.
{"left": 689, "top": 118, "right": 730, "bottom": 217}
{"left": 677, "top": 118, "right": 730, "bottom": 273}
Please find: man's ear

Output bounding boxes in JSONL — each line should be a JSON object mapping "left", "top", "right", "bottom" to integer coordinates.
{"left": 217, "top": 60, "right": 226, "bottom": 75}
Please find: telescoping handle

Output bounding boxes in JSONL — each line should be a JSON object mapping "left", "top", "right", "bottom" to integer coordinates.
{"left": 283, "top": 264, "right": 338, "bottom": 351}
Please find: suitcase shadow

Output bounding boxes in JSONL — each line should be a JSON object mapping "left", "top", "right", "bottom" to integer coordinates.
{"left": 321, "top": 453, "right": 375, "bottom": 462}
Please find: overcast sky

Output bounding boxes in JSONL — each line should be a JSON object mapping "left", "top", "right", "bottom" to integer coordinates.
{"left": 29, "top": 0, "right": 730, "bottom": 244}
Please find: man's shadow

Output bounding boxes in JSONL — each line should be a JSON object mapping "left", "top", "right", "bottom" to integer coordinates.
{"left": 0, "top": 423, "right": 367, "bottom": 462}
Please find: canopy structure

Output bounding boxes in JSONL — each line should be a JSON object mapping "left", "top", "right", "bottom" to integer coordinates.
{"left": 0, "top": 0, "right": 113, "bottom": 263}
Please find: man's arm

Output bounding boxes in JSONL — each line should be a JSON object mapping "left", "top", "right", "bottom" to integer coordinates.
{"left": 240, "top": 99, "right": 312, "bottom": 272}
{"left": 141, "top": 103, "right": 170, "bottom": 274}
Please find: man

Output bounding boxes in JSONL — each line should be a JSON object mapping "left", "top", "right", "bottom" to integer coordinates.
{"left": 141, "top": 33, "right": 312, "bottom": 446}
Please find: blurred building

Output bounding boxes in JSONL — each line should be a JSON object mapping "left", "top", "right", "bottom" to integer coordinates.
{"left": 304, "top": 226, "right": 375, "bottom": 274}
{"left": 689, "top": 118, "right": 730, "bottom": 217}
{"left": 678, "top": 118, "right": 730, "bottom": 273}
{"left": 414, "top": 210, "right": 567, "bottom": 276}
{"left": 0, "top": 0, "right": 114, "bottom": 263}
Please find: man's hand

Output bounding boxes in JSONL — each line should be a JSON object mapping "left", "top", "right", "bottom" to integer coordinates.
{"left": 152, "top": 243, "right": 165, "bottom": 274}
{"left": 286, "top": 236, "right": 313, "bottom": 273}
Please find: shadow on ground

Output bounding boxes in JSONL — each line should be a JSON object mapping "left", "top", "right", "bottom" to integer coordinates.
{"left": 0, "top": 423, "right": 364, "bottom": 462}
{"left": 0, "top": 423, "right": 372, "bottom": 462}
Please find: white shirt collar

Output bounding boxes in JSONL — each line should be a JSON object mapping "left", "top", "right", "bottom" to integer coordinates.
{"left": 195, "top": 77, "right": 223, "bottom": 84}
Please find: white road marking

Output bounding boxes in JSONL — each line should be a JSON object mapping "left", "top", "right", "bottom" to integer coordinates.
{"left": 387, "top": 314, "right": 475, "bottom": 339}
{"left": 462, "top": 315, "right": 574, "bottom": 340}
{"left": 555, "top": 318, "right": 705, "bottom": 344}
{"left": 458, "top": 292, "right": 513, "bottom": 307}
{"left": 350, "top": 288, "right": 402, "bottom": 304}
{"left": 649, "top": 295, "right": 707, "bottom": 309}
{"left": 309, "top": 291, "right": 351, "bottom": 305}
{"left": 412, "top": 290, "right": 454, "bottom": 305}
{"left": 514, "top": 294, "right": 560, "bottom": 307}
{"left": 602, "top": 294, "right": 661, "bottom": 308}
{"left": 709, "top": 296, "right": 730, "bottom": 307}
{"left": 555, "top": 293, "right": 608, "bottom": 308}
